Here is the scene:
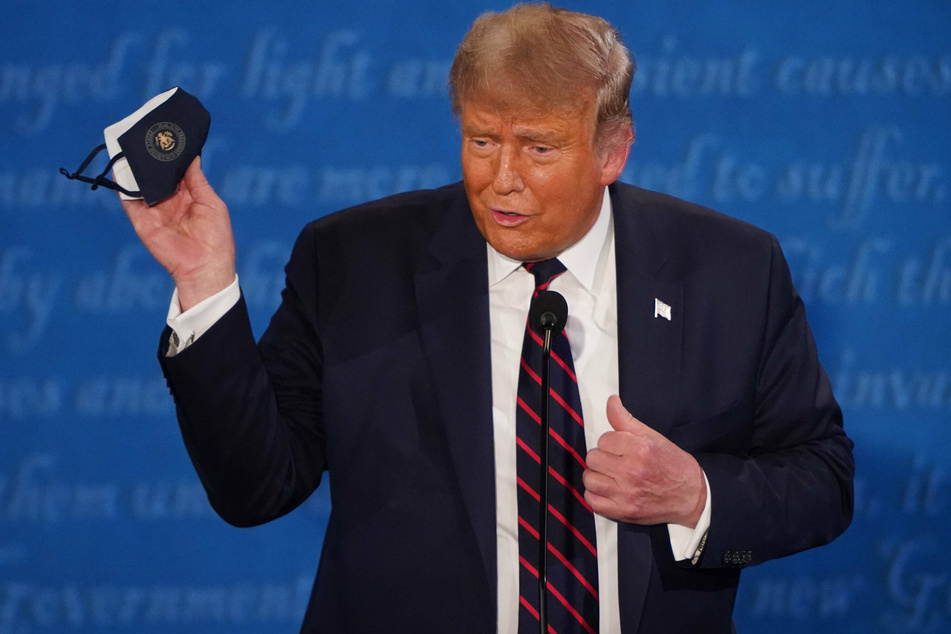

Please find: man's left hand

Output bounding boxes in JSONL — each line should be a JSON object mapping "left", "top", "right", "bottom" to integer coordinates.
{"left": 583, "top": 395, "right": 706, "bottom": 527}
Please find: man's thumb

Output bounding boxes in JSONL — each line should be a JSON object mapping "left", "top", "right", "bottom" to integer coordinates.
{"left": 606, "top": 394, "right": 642, "bottom": 432}
{"left": 183, "top": 155, "right": 202, "bottom": 185}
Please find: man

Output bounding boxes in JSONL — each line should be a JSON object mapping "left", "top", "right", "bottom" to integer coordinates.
{"left": 121, "top": 4, "right": 853, "bottom": 633}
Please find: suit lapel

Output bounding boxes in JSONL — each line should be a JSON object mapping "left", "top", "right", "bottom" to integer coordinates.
{"left": 612, "top": 183, "right": 685, "bottom": 631}
{"left": 414, "top": 189, "right": 498, "bottom": 607}
{"left": 613, "top": 183, "right": 684, "bottom": 437}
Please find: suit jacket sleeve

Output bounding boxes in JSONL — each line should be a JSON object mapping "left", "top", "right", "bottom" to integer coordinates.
{"left": 693, "top": 234, "right": 854, "bottom": 569}
{"left": 158, "top": 224, "right": 327, "bottom": 527}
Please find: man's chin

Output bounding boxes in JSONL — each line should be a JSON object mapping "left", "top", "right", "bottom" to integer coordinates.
{"left": 486, "top": 236, "right": 558, "bottom": 263}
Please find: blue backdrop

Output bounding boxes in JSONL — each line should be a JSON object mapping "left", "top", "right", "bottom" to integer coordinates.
{"left": 2, "top": 1, "right": 949, "bottom": 632}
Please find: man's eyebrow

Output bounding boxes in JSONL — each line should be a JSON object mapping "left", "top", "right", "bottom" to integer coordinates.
{"left": 512, "top": 126, "right": 566, "bottom": 143}
{"left": 461, "top": 123, "right": 498, "bottom": 137}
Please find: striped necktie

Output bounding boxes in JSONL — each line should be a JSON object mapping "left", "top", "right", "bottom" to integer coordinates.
{"left": 516, "top": 259, "right": 599, "bottom": 634}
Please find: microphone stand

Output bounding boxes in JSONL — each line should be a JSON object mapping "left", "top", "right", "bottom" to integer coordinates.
{"left": 530, "top": 289, "right": 567, "bottom": 634}
{"left": 538, "top": 325, "right": 553, "bottom": 634}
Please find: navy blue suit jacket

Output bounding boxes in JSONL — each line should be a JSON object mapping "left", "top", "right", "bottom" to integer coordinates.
{"left": 159, "top": 181, "right": 853, "bottom": 633}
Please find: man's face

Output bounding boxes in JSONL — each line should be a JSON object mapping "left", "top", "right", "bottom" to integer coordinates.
{"left": 460, "top": 98, "right": 629, "bottom": 262}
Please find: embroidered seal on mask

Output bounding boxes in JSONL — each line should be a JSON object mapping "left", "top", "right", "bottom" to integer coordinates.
{"left": 146, "top": 122, "right": 186, "bottom": 162}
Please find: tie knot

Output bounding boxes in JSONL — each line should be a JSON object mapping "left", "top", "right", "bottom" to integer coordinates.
{"left": 523, "top": 259, "right": 567, "bottom": 291}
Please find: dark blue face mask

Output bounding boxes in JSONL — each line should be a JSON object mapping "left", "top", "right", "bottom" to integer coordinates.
{"left": 60, "top": 87, "right": 211, "bottom": 206}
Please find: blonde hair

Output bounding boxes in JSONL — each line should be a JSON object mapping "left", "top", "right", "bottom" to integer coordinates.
{"left": 449, "top": 3, "right": 634, "bottom": 146}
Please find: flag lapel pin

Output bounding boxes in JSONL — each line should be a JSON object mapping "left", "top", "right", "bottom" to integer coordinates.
{"left": 654, "top": 298, "right": 672, "bottom": 321}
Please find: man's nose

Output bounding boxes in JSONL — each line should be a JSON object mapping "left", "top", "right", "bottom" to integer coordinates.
{"left": 492, "top": 145, "right": 525, "bottom": 195}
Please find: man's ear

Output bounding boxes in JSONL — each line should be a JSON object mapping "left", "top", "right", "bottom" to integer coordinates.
{"left": 599, "top": 125, "right": 634, "bottom": 186}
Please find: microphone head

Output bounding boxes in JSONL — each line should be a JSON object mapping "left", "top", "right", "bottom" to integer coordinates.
{"left": 530, "top": 290, "right": 568, "bottom": 336}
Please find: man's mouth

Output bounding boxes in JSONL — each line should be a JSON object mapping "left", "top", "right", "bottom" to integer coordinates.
{"left": 491, "top": 209, "right": 530, "bottom": 226}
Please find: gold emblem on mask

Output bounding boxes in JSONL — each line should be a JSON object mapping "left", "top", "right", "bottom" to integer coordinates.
{"left": 145, "top": 122, "right": 186, "bottom": 162}
{"left": 155, "top": 130, "right": 176, "bottom": 152}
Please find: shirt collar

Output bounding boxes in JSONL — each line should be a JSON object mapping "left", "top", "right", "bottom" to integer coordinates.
{"left": 487, "top": 186, "right": 613, "bottom": 292}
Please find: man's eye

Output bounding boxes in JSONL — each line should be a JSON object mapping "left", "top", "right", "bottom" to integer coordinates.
{"left": 532, "top": 146, "right": 553, "bottom": 154}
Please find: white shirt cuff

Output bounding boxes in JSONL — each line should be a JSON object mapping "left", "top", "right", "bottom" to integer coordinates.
{"left": 667, "top": 470, "right": 712, "bottom": 563}
{"left": 165, "top": 275, "right": 241, "bottom": 356}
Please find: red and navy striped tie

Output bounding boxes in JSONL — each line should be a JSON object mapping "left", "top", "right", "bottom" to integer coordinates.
{"left": 517, "top": 259, "right": 599, "bottom": 634}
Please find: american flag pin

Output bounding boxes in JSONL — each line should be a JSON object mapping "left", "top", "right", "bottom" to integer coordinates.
{"left": 654, "top": 298, "right": 672, "bottom": 321}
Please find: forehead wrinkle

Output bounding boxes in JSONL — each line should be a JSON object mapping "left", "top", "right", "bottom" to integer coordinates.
{"left": 463, "top": 102, "right": 581, "bottom": 136}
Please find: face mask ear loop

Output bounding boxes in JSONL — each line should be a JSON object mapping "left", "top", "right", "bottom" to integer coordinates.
{"left": 60, "top": 144, "right": 142, "bottom": 197}
{"left": 60, "top": 143, "right": 106, "bottom": 181}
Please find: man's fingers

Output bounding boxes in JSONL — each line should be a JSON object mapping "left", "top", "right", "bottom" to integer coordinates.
{"left": 583, "top": 467, "right": 620, "bottom": 510}
{"left": 585, "top": 446, "right": 616, "bottom": 472}
{"left": 582, "top": 463, "right": 615, "bottom": 489}
{"left": 583, "top": 487, "right": 620, "bottom": 519}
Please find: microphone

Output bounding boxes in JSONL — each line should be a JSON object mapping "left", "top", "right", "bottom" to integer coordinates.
{"left": 527, "top": 289, "right": 568, "bottom": 634}
{"left": 530, "top": 290, "right": 568, "bottom": 336}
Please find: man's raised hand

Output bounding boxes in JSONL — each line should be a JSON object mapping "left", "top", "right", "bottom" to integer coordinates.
{"left": 120, "top": 156, "right": 236, "bottom": 311}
